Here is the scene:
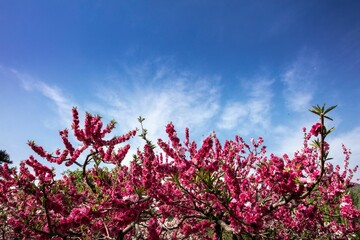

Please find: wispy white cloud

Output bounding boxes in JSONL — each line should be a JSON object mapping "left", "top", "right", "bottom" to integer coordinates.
{"left": 90, "top": 61, "right": 221, "bottom": 143}
{"left": 281, "top": 51, "right": 320, "bottom": 112}
{"left": 11, "top": 68, "right": 75, "bottom": 126}
{"left": 84, "top": 62, "right": 222, "bottom": 164}
{"left": 217, "top": 102, "right": 248, "bottom": 130}
{"left": 217, "top": 78, "right": 273, "bottom": 135}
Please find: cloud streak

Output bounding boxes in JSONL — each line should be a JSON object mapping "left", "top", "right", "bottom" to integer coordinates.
{"left": 81, "top": 61, "right": 221, "bottom": 164}
{"left": 217, "top": 78, "right": 274, "bottom": 136}
{"left": 91, "top": 61, "right": 221, "bottom": 142}
{"left": 11, "top": 68, "right": 75, "bottom": 126}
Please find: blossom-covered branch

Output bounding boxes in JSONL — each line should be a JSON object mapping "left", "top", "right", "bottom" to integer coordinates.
{"left": 0, "top": 105, "right": 359, "bottom": 239}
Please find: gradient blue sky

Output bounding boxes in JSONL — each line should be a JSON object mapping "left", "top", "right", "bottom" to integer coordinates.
{"left": 1, "top": 1, "right": 360, "bottom": 178}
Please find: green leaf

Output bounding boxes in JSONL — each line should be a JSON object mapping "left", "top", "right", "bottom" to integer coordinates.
{"left": 324, "top": 115, "right": 334, "bottom": 121}
{"left": 309, "top": 109, "right": 319, "bottom": 115}
{"left": 311, "top": 139, "right": 320, "bottom": 148}
{"left": 326, "top": 127, "right": 335, "bottom": 135}
{"left": 321, "top": 104, "right": 325, "bottom": 112}
{"left": 324, "top": 105, "right": 337, "bottom": 114}
{"left": 171, "top": 172, "right": 180, "bottom": 186}
{"left": 312, "top": 105, "right": 320, "bottom": 111}
{"left": 137, "top": 116, "right": 145, "bottom": 123}
{"left": 135, "top": 186, "right": 146, "bottom": 195}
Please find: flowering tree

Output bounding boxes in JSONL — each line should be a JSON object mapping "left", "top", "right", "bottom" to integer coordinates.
{"left": 0, "top": 105, "right": 359, "bottom": 239}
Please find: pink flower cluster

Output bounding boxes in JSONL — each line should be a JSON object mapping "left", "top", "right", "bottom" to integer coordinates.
{"left": 310, "top": 123, "right": 322, "bottom": 137}
{"left": 0, "top": 106, "right": 359, "bottom": 239}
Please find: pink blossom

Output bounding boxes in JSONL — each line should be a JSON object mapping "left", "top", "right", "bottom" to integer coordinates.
{"left": 310, "top": 123, "right": 322, "bottom": 136}
{"left": 1, "top": 107, "right": 359, "bottom": 239}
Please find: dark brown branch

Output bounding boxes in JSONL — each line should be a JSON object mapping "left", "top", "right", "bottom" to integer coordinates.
{"left": 41, "top": 186, "right": 53, "bottom": 235}
{"left": 268, "top": 113, "right": 328, "bottom": 213}
{"left": 82, "top": 152, "right": 97, "bottom": 193}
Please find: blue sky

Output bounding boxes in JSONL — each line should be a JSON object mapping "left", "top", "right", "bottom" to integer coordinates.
{"left": 1, "top": 1, "right": 360, "bottom": 178}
